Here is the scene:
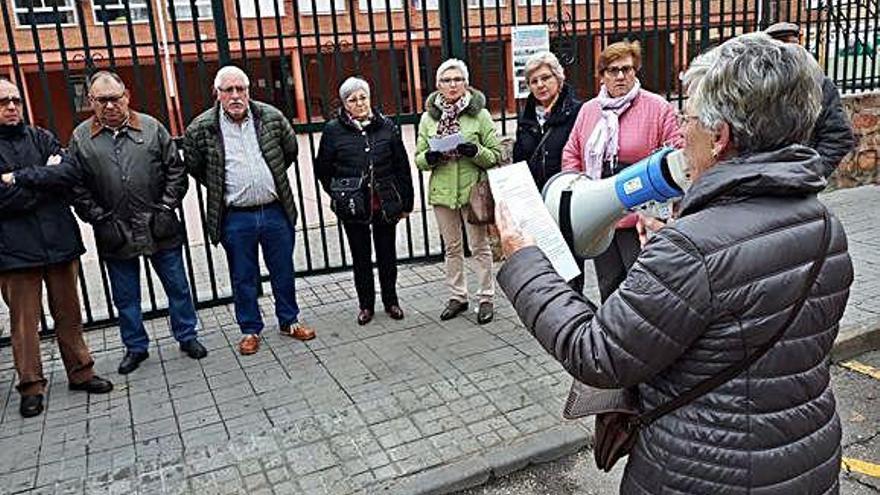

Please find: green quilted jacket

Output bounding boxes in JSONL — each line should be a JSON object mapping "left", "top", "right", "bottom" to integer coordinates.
{"left": 183, "top": 101, "right": 299, "bottom": 245}
{"left": 415, "top": 89, "right": 502, "bottom": 209}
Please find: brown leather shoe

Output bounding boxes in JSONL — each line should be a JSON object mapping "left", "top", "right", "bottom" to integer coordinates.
{"left": 238, "top": 335, "right": 260, "bottom": 355}
{"left": 280, "top": 322, "right": 316, "bottom": 341}
{"left": 357, "top": 309, "right": 374, "bottom": 326}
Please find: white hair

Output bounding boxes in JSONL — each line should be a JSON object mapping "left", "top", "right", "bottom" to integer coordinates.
{"left": 339, "top": 77, "right": 371, "bottom": 101}
{"left": 213, "top": 65, "right": 250, "bottom": 90}
{"left": 682, "top": 32, "right": 823, "bottom": 153}
{"left": 436, "top": 58, "right": 469, "bottom": 86}
{"left": 524, "top": 51, "right": 565, "bottom": 84}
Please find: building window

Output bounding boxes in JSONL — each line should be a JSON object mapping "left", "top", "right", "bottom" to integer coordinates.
{"left": 71, "top": 75, "right": 92, "bottom": 113}
{"left": 92, "top": 0, "right": 149, "bottom": 23}
{"left": 13, "top": 0, "right": 77, "bottom": 27}
{"left": 297, "top": 0, "right": 345, "bottom": 14}
{"left": 168, "top": 0, "right": 212, "bottom": 20}
{"left": 239, "top": 0, "right": 284, "bottom": 18}
{"left": 358, "top": 0, "right": 402, "bottom": 11}
{"left": 518, "top": 0, "right": 590, "bottom": 4}
{"left": 467, "top": 0, "right": 503, "bottom": 7}
{"left": 409, "top": 0, "right": 437, "bottom": 8}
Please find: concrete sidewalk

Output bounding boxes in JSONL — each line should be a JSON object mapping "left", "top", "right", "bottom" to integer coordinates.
{"left": 1, "top": 185, "right": 879, "bottom": 495}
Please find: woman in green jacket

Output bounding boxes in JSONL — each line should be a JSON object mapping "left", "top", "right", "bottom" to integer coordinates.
{"left": 415, "top": 59, "right": 502, "bottom": 324}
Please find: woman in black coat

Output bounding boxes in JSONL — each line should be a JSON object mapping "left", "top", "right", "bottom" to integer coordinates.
{"left": 315, "top": 77, "right": 414, "bottom": 325}
{"left": 513, "top": 51, "right": 584, "bottom": 290}
{"left": 513, "top": 51, "right": 582, "bottom": 191}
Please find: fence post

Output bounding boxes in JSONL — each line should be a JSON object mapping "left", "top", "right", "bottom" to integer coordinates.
{"left": 211, "top": 0, "right": 232, "bottom": 66}
{"left": 439, "top": 0, "right": 466, "bottom": 61}
{"left": 700, "top": 0, "right": 711, "bottom": 51}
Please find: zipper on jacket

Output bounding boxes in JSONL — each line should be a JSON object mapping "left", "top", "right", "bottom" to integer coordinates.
{"left": 363, "top": 129, "right": 374, "bottom": 222}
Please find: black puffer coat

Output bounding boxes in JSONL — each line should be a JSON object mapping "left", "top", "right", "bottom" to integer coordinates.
{"left": 513, "top": 83, "right": 582, "bottom": 190}
{"left": 315, "top": 110, "right": 414, "bottom": 223}
{"left": 809, "top": 76, "right": 856, "bottom": 178}
{"left": 0, "top": 124, "right": 84, "bottom": 272}
{"left": 498, "top": 145, "right": 852, "bottom": 494}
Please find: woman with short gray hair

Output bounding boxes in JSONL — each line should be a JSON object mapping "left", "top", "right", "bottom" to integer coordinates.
{"left": 315, "top": 77, "right": 414, "bottom": 325}
{"left": 495, "top": 32, "right": 852, "bottom": 493}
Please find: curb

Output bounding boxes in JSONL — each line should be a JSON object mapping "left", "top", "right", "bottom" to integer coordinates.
{"left": 378, "top": 318, "right": 880, "bottom": 495}
{"left": 377, "top": 424, "right": 590, "bottom": 495}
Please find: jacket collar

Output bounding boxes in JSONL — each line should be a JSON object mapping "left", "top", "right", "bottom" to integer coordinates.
{"left": 338, "top": 107, "right": 386, "bottom": 131}
{"left": 425, "top": 89, "right": 487, "bottom": 120}
{"left": 210, "top": 100, "right": 263, "bottom": 132}
{"left": 90, "top": 110, "right": 143, "bottom": 138}
{"left": 679, "top": 144, "right": 827, "bottom": 216}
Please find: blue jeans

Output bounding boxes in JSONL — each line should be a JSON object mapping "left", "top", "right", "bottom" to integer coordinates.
{"left": 221, "top": 203, "right": 300, "bottom": 335}
{"left": 105, "top": 247, "right": 199, "bottom": 353}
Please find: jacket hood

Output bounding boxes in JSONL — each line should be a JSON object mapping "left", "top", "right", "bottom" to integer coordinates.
{"left": 425, "top": 89, "right": 487, "bottom": 120}
{"left": 679, "top": 144, "right": 827, "bottom": 216}
{"left": 521, "top": 83, "right": 580, "bottom": 127}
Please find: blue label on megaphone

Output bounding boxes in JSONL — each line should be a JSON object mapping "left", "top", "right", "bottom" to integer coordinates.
{"left": 614, "top": 147, "right": 683, "bottom": 209}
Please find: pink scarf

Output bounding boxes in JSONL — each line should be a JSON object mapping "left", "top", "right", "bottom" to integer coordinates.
{"left": 583, "top": 80, "right": 641, "bottom": 179}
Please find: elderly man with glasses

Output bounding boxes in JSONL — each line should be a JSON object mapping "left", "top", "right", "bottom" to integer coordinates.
{"left": 0, "top": 78, "right": 113, "bottom": 417}
{"left": 183, "top": 65, "right": 314, "bottom": 356}
{"left": 42, "top": 70, "right": 208, "bottom": 375}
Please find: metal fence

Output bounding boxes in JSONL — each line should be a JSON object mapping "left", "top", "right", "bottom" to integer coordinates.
{"left": 0, "top": 0, "right": 877, "bottom": 339}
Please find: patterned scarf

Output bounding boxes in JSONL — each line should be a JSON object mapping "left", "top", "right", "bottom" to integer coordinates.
{"left": 434, "top": 92, "right": 471, "bottom": 137}
{"left": 583, "top": 80, "right": 641, "bottom": 179}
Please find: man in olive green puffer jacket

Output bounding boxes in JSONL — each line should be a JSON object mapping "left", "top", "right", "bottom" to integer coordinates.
{"left": 183, "top": 66, "right": 315, "bottom": 356}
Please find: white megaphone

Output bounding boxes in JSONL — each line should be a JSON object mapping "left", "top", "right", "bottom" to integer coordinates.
{"left": 542, "top": 147, "right": 692, "bottom": 258}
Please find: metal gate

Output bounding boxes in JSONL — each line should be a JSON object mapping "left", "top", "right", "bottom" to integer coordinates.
{"left": 0, "top": 0, "right": 877, "bottom": 339}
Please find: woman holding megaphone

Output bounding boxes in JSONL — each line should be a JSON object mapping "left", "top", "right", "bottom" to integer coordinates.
{"left": 496, "top": 34, "right": 851, "bottom": 494}
{"left": 561, "top": 40, "right": 681, "bottom": 301}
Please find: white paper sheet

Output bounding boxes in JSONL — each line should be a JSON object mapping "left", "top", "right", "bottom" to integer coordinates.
{"left": 488, "top": 162, "right": 581, "bottom": 281}
{"left": 428, "top": 133, "right": 464, "bottom": 153}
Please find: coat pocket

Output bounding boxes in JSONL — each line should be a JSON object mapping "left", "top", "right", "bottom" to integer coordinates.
{"left": 150, "top": 208, "right": 182, "bottom": 240}
{"left": 94, "top": 220, "right": 126, "bottom": 252}
{"left": 374, "top": 177, "right": 403, "bottom": 223}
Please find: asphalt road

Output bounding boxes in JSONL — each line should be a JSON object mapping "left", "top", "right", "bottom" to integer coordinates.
{"left": 455, "top": 349, "right": 880, "bottom": 495}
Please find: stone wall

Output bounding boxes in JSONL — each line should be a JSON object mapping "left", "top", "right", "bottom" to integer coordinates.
{"left": 831, "top": 91, "right": 880, "bottom": 189}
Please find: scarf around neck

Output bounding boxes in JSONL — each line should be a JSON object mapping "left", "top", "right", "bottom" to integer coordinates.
{"left": 434, "top": 92, "right": 471, "bottom": 137}
{"left": 583, "top": 80, "right": 641, "bottom": 179}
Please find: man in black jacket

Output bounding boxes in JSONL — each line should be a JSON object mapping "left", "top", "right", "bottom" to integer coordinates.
{"left": 0, "top": 78, "right": 113, "bottom": 418}
{"left": 766, "top": 22, "right": 856, "bottom": 177}
{"left": 63, "top": 71, "right": 206, "bottom": 374}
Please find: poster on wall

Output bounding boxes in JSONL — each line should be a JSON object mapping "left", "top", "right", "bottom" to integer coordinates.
{"left": 511, "top": 24, "right": 550, "bottom": 99}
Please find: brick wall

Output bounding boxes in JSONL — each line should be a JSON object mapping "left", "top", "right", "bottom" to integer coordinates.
{"left": 832, "top": 91, "right": 880, "bottom": 189}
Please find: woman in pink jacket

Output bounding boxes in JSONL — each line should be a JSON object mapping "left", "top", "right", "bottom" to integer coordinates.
{"left": 561, "top": 40, "right": 681, "bottom": 300}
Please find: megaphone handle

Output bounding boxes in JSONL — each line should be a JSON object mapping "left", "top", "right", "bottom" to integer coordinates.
{"left": 560, "top": 189, "right": 575, "bottom": 251}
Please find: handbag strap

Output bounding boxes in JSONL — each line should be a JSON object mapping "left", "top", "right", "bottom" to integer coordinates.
{"left": 528, "top": 126, "right": 555, "bottom": 164}
{"left": 637, "top": 206, "right": 832, "bottom": 427}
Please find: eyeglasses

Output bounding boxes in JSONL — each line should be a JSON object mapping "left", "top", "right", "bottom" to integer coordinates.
{"left": 439, "top": 77, "right": 466, "bottom": 86}
{"left": 346, "top": 95, "right": 369, "bottom": 104}
{"left": 218, "top": 85, "right": 248, "bottom": 95}
{"left": 0, "top": 96, "right": 22, "bottom": 106}
{"left": 91, "top": 94, "right": 125, "bottom": 106}
{"left": 604, "top": 65, "right": 636, "bottom": 77}
{"left": 528, "top": 74, "right": 556, "bottom": 87}
{"left": 676, "top": 112, "right": 699, "bottom": 127}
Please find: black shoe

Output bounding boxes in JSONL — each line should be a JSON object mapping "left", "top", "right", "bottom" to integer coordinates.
{"left": 117, "top": 351, "right": 149, "bottom": 375}
{"left": 20, "top": 394, "right": 44, "bottom": 418}
{"left": 477, "top": 302, "right": 494, "bottom": 325}
{"left": 385, "top": 305, "right": 404, "bottom": 320}
{"left": 68, "top": 375, "right": 113, "bottom": 394}
{"left": 357, "top": 309, "right": 374, "bottom": 326}
{"left": 180, "top": 339, "right": 208, "bottom": 359}
{"left": 440, "top": 300, "right": 469, "bottom": 321}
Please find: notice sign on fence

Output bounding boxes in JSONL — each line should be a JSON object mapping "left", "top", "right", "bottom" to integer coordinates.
{"left": 511, "top": 25, "right": 551, "bottom": 99}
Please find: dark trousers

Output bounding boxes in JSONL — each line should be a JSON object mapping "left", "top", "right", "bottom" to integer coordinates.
{"left": 593, "top": 227, "right": 641, "bottom": 302}
{"left": 342, "top": 219, "right": 399, "bottom": 311}
{"left": 221, "top": 203, "right": 300, "bottom": 334}
{"left": 105, "top": 247, "right": 199, "bottom": 353}
{"left": 0, "top": 260, "right": 94, "bottom": 396}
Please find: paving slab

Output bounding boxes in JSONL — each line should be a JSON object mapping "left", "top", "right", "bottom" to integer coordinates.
{"left": 0, "top": 185, "right": 878, "bottom": 495}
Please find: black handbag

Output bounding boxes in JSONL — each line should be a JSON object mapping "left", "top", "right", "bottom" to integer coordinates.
{"left": 567, "top": 207, "right": 832, "bottom": 473}
{"left": 329, "top": 175, "right": 369, "bottom": 223}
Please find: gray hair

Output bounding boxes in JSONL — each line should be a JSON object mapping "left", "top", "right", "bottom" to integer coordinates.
{"left": 88, "top": 70, "right": 126, "bottom": 91}
{"left": 436, "top": 58, "right": 469, "bottom": 86}
{"left": 524, "top": 51, "right": 565, "bottom": 84}
{"left": 213, "top": 65, "right": 249, "bottom": 90}
{"left": 339, "top": 77, "right": 371, "bottom": 101}
{"left": 682, "top": 32, "right": 823, "bottom": 153}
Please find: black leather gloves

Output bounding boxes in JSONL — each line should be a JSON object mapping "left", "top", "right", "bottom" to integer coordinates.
{"left": 425, "top": 150, "right": 444, "bottom": 165}
{"left": 456, "top": 142, "right": 479, "bottom": 157}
